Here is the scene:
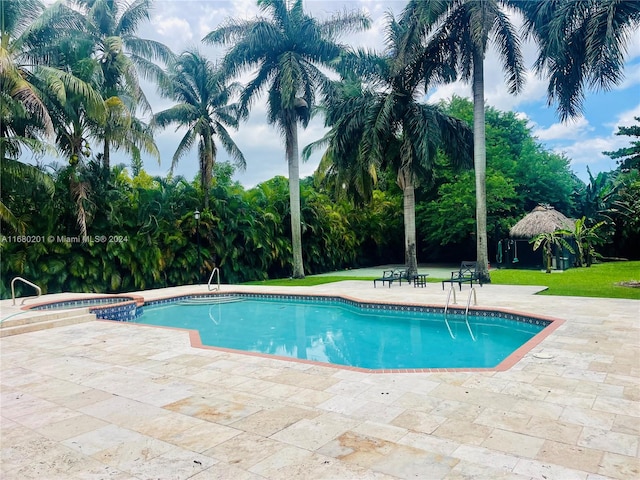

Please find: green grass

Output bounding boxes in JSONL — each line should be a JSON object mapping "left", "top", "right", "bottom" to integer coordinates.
{"left": 489, "top": 261, "right": 640, "bottom": 299}
{"left": 243, "top": 261, "right": 640, "bottom": 299}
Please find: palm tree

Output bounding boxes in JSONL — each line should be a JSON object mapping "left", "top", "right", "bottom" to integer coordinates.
{"left": 73, "top": 0, "right": 172, "bottom": 168}
{"left": 307, "top": 16, "right": 473, "bottom": 277}
{"left": 403, "top": 0, "right": 525, "bottom": 283}
{"left": 153, "top": 50, "right": 246, "bottom": 209}
{"left": 204, "top": 0, "right": 370, "bottom": 278}
{"left": 515, "top": 0, "right": 640, "bottom": 121}
{"left": 0, "top": 0, "right": 99, "bottom": 154}
{"left": 1, "top": 0, "right": 104, "bottom": 234}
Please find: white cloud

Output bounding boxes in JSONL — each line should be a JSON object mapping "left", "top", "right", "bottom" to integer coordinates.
{"left": 614, "top": 103, "right": 640, "bottom": 127}
{"left": 533, "top": 116, "right": 592, "bottom": 141}
{"left": 544, "top": 104, "right": 639, "bottom": 178}
{"left": 555, "top": 137, "right": 613, "bottom": 167}
{"left": 154, "top": 15, "right": 193, "bottom": 41}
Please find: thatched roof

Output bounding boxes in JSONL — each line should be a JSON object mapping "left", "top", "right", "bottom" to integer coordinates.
{"left": 509, "top": 205, "right": 575, "bottom": 239}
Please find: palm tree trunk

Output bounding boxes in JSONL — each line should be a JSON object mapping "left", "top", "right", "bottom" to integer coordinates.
{"left": 400, "top": 168, "right": 418, "bottom": 277}
{"left": 285, "top": 111, "right": 305, "bottom": 279}
{"left": 473, "top": 50, "right": 490, "bottom": 283}
{"left": 202, "top": 133, "right": 214, "bottom": 210}
{"left": 103, "top": 138, "right": 110, "bottom": 169}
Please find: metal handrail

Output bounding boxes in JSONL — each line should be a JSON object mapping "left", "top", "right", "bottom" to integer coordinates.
{"left": 444, "top": 286, "right": 457, "bottom": 316}
{"left": 11, "top": 277, "right": 42, "bottom": 306}
{"left": 464, "top": 287, "right": 477, "bottom": 341}
{"left": 464, "top": 287, "right": 477, "bottom": 317}
{"left": 207, "top": 267, "right": 220, "bottom": 291}
{"left": 443, "top": 286, "right": 457, "bottom": 339}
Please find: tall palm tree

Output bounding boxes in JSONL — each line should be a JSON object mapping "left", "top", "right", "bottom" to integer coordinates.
{"left": 153, "top": 50, "right": 246, "bottom": 209}
{"left": 404, "top": 0, "right": 525, "bottom": 282}
{"left": 73, "top": 0, "right": 172, "bottom": 168}
{"left": 308, "top": 16, "right": 473, "bottom": 277}
{"left": 1, "top": 0, "right": 103, "bottom": 233}
{"left": 0, "top": 0, "right": 101, "bottom": 154}
{"left": 204, "top": 0, "right": 370, "bottom": 279}
{"left": 515, "top": 0, "right": 640, "bottom": 121}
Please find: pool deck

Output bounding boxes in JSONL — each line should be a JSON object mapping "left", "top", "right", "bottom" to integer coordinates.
{"left": 1, "top": 281, "right": 638, "bottom": 479}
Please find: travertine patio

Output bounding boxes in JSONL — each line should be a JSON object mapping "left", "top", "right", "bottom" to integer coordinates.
{"left": 1, "top": 281, "right": 638, "bottom": 479}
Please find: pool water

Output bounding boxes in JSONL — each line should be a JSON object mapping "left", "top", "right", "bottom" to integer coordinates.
{"left": 136, "top": 297, "right": 546, "bottom": 370}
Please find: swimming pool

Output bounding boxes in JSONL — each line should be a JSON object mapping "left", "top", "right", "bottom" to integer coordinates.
{"left": 135, "top": 294, "right": 554, "bottom": 371}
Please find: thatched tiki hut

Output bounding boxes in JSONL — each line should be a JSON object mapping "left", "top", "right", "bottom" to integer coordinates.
{"left": 496, "top": 205, "right": 576, "bottom": 270}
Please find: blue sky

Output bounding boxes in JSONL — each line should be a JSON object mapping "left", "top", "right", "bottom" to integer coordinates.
{"left": 42, "top": 1, "right": 640, "bottom": 186}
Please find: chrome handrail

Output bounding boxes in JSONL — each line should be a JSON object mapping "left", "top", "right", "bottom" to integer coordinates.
{"left": 11, "top": 277, "right": 42, "bottom": 306}
{"left": 444, "top": 286, "right": 457, "bottom": 316}
{"left": 443, "top": 286, "right": 457, "bottom": 339}
{"left": 464, "top": 287, "right": 477, "bottom": 341}
{"left": 207, "top": 267, "right": 220, "bottom": 291}
{"left": 464, "top": 287, "right": 477, "bottom": 317}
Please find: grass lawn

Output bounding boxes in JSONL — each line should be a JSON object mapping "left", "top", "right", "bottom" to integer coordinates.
{"left": 244, "top": 261, "right": 640, "bottom": 300}
{"left": 489, "top": 261, "right": 640, "bottom": 299}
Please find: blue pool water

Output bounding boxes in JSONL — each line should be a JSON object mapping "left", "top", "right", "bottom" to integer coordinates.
{"left": 135, "top": 297, "right": 546, "bottom": 370}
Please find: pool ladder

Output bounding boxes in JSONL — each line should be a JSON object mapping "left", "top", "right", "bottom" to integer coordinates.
{"left": 444, "top": 286, "right": 477, "bottom": 341}
{"left": 208, "top": 267, "right": 220, "bottom": 291}
{"left": 11, "top": 277, "right": 42, "bottom": 305}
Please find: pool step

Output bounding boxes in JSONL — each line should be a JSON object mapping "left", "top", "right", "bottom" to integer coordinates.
{"left": 0, "top": 310, "right": 96, "bottom": 337}
{"left": 179, "top": 295, "right": 244, "bottom": 305}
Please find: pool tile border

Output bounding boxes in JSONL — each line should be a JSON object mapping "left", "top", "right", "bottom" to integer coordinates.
{"left": 141, "top": 292, "right": 554, "bottom": 327}
{"left": 25, "top": 295, "right": 145, "bottom": 321}
{"left": 94, "top": 291, "right": 564, "bottom": 374}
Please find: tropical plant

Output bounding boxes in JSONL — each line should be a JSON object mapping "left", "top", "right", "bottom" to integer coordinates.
{"left": 0, "top": 159, "right": 54, "bottom": 234}
{"left": 517, "top": 0, "right": 640, "bottom": 121}
{"left": 604, "top": 117, "right": 640, "bottom": 172}
{"left": 307, "top": 15, "right": 473, "bottom": 277}
{"left": 1, "top": 0, "right": 106, "bottom": 236}
{"left": 530, "top": 229, "right": 574, "bottom": 273}
{"left": 153, "top": 50, "right": 246, "bottom": 209}
{"left": 71, "top": 0, "right": 172, "bottom": 168}
{"left": 1, "top": 0, "right": 57, "bottom": 153}
{"left": 204, "top": 0, "right": 370, "bottom": 278}
{"left": 572, "top": 216, "right": 606, "bottom": 267}
{"left": 0, "top": 0, "right": 106, "bottom": 154}
{"left": 403, "top": 0, "right": 525, "bottom": 283}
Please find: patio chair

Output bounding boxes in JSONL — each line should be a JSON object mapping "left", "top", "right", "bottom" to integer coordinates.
{"left": 374, "top": 269, "right": 405, "bottom": 288}
{"left": 442, "top": 261, "right": 483, "bottom": 290}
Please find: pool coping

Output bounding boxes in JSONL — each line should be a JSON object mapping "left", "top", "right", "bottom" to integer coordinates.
{"left": 96, "top": 290, "right": 565, "bottom": 374}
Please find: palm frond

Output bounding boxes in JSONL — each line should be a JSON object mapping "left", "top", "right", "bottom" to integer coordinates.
{"left": 0, "top": 200, "right": 26, "bottom": 235}
{"left": 171, "top": 129, "right": 197, "bottom": 170}
{"left": 152, "top": 103, "right": 197, "bottom": 128}
{"left": 213, "top": 122, "right": 246, "bottom": 170}
{"left": 320, "top": 9, "right": 371, "bottom": 38}
{"left": 491, "top": 7, "right": 525, "bottom": 94}
{"left": 39, "top": 66, "right": 106, "bottom": 121}
{"left": 117, "top": 0, "right": 152, "bottom": 37}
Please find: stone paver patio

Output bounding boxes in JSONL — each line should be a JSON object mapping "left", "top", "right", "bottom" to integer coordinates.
{"left": 1, "top": 281, "right": 638, "bottom": 479}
